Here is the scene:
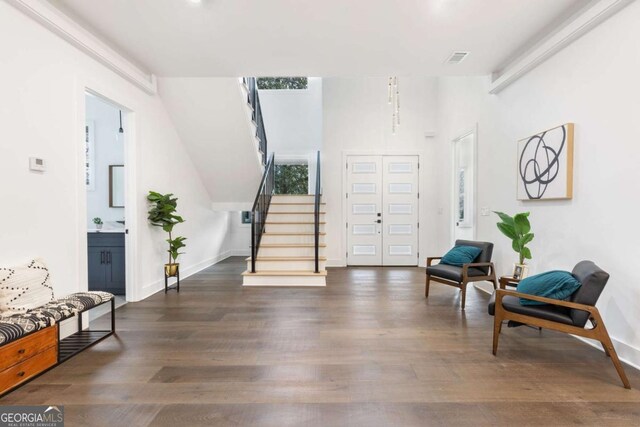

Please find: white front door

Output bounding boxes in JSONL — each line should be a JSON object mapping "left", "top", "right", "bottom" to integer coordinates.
{"left": 346, "top": 155, "right": 419, "bottom": 266}
{"left": 452, "top": 132, "right": 476, "bottom": 242}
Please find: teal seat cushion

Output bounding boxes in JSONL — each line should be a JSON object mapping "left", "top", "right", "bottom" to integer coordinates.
{"left": 517, "top": 270, "right": 582, "bottom": 306}
{"left": 440, "top": 245, "right": 482, "bottom": 267}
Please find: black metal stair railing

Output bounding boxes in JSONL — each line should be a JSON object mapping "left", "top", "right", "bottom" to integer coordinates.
{"left": 250, "top": 153, "right": 275, "bottom": 273}
{"left": 314, "top": 151, "right": 322, "bottom": 273}
{"left": 243, "top": 77, "right": 268, "bottom": 165}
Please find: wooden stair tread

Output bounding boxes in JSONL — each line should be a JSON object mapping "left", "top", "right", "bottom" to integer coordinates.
{"left": 242, "top": 270, "right": 327, "bottom": 276}
{"left": 268, "top": 212, "right": 326, "bottom": 215}
{"left": 261, "top": 244, "right": 327, "bottom": 248}
{"left": 263, "top": 232, "right": 326, "bottom": 236}
{"left": 270, "top": 202, "right": 326, "bottom": 205}
{"left": 245, "top": 256, "right": 327, "bottom": 261}
{"left": 265, "top": 222, "right": 326, "bottom": 224}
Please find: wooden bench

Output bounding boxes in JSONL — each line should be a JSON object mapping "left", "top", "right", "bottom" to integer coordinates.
{"left": 0, "top": 291, "right": 115, "bottom": 396}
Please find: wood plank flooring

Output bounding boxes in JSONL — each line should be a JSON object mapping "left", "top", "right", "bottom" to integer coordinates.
{"left": 2, "top": 257, "right": 639, "bottom": 426}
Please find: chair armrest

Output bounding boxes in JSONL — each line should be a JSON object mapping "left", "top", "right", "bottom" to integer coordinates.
{"left": 426, "top": 257, "right": 442, "bottom": 266}
{"left": 462, "top": 262, "right": 494, "bottom": 275}
{"left": 495, "top": 289, "right": 598, "bottom": 315}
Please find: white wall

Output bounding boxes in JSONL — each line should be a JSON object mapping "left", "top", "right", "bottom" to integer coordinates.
{"left": 0, "top": 2, "right": 234, "bottom": 302}
{"left": 322, "top": 77, "right": 439, "bottom": 266}
{"left": 259, "top": 78, "right": 323, "bottom": 156}
{"left": 225, "top": 212, "right": 251, "bottom": 256}
{"left": 435, "top": 0, "right": 640, "bottom": 367}
{"left": 85, "top": 94, "right": 125, "bottom": 228}
{"left": 157, "top": 78, "right": 264, "bottom": 206}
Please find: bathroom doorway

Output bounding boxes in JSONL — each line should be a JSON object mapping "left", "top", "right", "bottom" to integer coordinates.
{"left": 84, "top": 91, "right": 127, "bottom": 303}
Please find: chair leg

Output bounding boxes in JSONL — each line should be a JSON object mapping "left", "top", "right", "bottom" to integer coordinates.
{"left": 597, "top": 323, "right": 631, "bottom": 389}
{"left": 425, "top": 274, "right": 431, "bottom": 298}
{"left": 460, "top": 283, "right": 466, "bottom": 310}
{"left": 491, "top": 274, "right": 498, "bottom": 291}
{"left": 492, "top": 312, "right": 503, "bottom": 355}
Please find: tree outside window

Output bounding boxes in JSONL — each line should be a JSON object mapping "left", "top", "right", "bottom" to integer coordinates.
{"left": 257, "top": 77, "right": 308, "bottom": 90}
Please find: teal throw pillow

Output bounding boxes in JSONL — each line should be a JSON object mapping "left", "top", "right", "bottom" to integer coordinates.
{"left": 517, "top": 270, "right": 582, "bottom": 306}
{"left": 440, "top": 245, "right": 482, "bottom": 267}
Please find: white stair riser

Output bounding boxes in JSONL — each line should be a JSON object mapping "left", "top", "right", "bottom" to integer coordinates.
{"left": 243, "top": 275, "right": 326, "bottom": 286}
{"left": 267, "top": 213, "right": 325, "bottom": 222}
{"left": 269, "top": 204, "right": 324, "bottom": 213}
{"left": 265, "top": 223, "right": 325, "bottom": 233}
{"left": 247, "top": 260, "right": 327, "bottom": 271}
{"left": 271, "top": 195, "right": 318, "bottom": 204}
{"left": 258, "top": 247, "right": 326, "bottom": 257}
{"left": 261, "top": 234, "right": 325, "bottom": 245}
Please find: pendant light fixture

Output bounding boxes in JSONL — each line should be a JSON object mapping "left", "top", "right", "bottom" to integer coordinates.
{"left": 116, "top": 110, "right": 124, "bottom": 141}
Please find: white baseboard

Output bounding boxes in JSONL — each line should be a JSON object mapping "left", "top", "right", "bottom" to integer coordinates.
{"left": 574, "top": 335, "right": 640, "bottom": 372}
{"left": 138, "top": 250, "right": 234, "bottom": 301}
{"left": 228, "top": 249, "right": 250, "bottom": 257}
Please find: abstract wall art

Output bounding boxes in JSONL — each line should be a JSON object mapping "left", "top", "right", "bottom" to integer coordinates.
{"left": 517, "top": 123, "right": 574, "bottom": 200}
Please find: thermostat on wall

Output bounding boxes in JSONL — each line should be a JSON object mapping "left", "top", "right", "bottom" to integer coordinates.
{"left": 29, "top": 157, "right": 46, "bottom": 172}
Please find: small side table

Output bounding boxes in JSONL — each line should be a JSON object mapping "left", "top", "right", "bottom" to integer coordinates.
{"left": 499, "top": 276, "right": 520, "bottom": 290}
{"left": 165, "top": 266, "right": 180, "bottom": 293}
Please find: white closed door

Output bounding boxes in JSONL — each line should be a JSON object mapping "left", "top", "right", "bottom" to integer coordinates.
{"left": 382, "top": 156, "right": 419, "bottom": 265}
{"left": 346, "top": 156, "right": 383, "bottom": 265}
{"left": 347, "top": 155, "right": 419, "bottom": 266}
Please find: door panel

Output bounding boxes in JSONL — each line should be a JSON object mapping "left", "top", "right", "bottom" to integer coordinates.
{"left": 382, "top": 156, "right": 419, "bottom": 265}
{"left": 347, "top": 155, "right": 419, "bottom": 266}
{"left": 347, "top": 156, "right": 382, "bottom": 265}
{"left": 107, "top": 247, "right": 126, "bottom": 295}
{"left": 87, "top": 247, "right": 106, "bottom": 291}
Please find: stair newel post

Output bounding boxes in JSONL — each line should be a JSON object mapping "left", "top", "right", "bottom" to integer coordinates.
{"left": 314, "top": 150, "right": 321, "bottom": 274}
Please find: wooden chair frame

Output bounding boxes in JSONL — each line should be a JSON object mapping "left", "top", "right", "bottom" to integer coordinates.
{"left": 492, "top": 288, "right": 631, "bottom": 389}
{"left": 426, "top": 257, "right": 498, "bottom": 309}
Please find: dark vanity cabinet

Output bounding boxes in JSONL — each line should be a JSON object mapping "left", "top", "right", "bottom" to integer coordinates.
{"left": 88, "top": 232, "right": 125, "bottom": 295}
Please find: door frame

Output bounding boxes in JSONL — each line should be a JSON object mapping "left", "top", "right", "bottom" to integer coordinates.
{"left": 75, "top": 80, "right": 138, "bottom": 302}
{"left": 450, "top": 126, "right": 478, "bottom": 245}
{"left": 341, "top": 150, "right": 425, "bottom": 267}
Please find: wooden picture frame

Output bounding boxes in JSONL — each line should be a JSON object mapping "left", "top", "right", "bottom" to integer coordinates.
{"left": 517, "top": 123, "right": 574, "bottom": 200}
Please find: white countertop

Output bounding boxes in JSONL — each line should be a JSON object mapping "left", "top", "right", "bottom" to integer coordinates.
{"left": 88, "top": 227, "right": 125, "bottom": 233}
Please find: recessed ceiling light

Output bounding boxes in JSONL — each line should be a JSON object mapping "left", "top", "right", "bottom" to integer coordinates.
{"left": 189, "top": 0, "right": 202, "bottom": 4}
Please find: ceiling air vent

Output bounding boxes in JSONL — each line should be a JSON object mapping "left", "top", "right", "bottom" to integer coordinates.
{"left": 446, "top": 51, "right": 469, "bottom": 64}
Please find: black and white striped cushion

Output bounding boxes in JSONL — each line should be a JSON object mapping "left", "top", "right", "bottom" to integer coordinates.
{"left": 0, "top": 291, "right": 114, "bottom": 346}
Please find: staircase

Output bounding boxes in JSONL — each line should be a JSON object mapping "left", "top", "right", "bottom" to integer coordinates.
{"left": 242, "top": 150, "right": 327, "bottom": 287}
{"left": 242, "top": 194, "right": 327, "bottom": 286}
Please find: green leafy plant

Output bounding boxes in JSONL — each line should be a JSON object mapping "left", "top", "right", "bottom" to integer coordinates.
{"left": 257, "top": 77, "right": 308, "bottom": 90}
{"left": 92, "top": 217, "right": 103, "bottom": 225}
{"left": 147, "top": 191, "right": 186, "bottom": 264}
{"left": 493, "top": 211, "right": 534, "bottom": 265}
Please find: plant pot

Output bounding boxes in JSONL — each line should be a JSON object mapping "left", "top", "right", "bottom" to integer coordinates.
{"left": 165, "top": 263, "right": 179, "bottom": 277}
{"left": 512, "top": 263, "right": 529, "bottom": 280}
{"left": 95, "top": 224, "right": 103, "bottom": 230}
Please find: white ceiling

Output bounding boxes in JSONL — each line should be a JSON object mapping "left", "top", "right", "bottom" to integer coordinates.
{"left": 49, "top": 0, "right": 584, "bottom": 77}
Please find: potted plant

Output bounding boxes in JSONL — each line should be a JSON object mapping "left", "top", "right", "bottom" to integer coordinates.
{"left": 147, "top": 191, "right": 186, "bottom": 277}
{"left": 93, "top": 217, "right": 103, "bottom": 230}
{"left": 493, "top": 211, "right": 534, "bottom": 279}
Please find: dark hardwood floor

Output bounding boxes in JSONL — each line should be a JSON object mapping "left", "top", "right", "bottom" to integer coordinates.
{"left": 2, "top": 257, "right": 640, "bottom": 426}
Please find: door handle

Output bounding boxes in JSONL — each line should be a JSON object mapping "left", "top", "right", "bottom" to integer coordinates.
{"left": 377, "top": 213, "right": 381, "bottom": 217}
{"left": 375, "top": 219, "right": 382, "bottom": 223}
{"left": 100, "top": 251, "right": 105, "bottom": 264}
{"left": 107, "top": 251, "right": 111, "bottom": 264}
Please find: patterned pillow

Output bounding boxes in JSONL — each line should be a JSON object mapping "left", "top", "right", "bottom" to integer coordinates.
{"left": 0, "top": 259, "right": 55, "bottom": 315}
